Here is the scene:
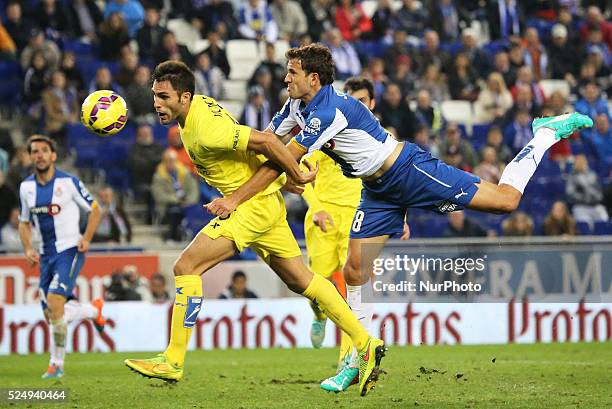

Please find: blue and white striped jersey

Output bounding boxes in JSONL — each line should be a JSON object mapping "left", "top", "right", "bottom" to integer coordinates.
{"left": 19, "top": 169, "right": 94, "bottom": 255}
{"left": 270, "top": 85, "right": 404, "bottom": 178}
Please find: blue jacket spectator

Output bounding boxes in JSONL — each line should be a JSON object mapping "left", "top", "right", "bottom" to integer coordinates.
{"left": 574, "top": 82, "right": 611, "bottom": 122}
{"left": 324, "top": 29, "right": 360, "bottom": 80}
{"left": 392, "top": 0, "right": 428, "bottom": 38}
{"left": 238, "top": 0, "right": 278, "bottom": 43}
{"left": 104, "top": 0, "right": 145, "bottom": 37}
{"left": 584, "top": 114, "right": 612, "bottom": 166}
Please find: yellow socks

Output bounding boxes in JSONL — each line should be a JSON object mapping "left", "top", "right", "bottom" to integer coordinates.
{"left": 302, "top": 274, "right": 369, "bottom": 351}
{"left": 338, "top": 330, "right": 353, "bottom": 364}
{"left": 164, "top": 275, "right": 203, "bottom": 367}
{"left": 310, "top": 300, "right": 327, "bottom": 321}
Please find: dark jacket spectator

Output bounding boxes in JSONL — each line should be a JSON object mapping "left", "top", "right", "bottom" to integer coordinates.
{"left": 93, "top": 186, "right": 132, "bottom": 243}
{"left": 548, "top": 23, "right": 583, "bottom": 80}
{"left": 428, "top": 0, "right": 469, "bottom": 42}
{"left": 393, "top": 0, "right": 428, "bottom": 37}
{"left": 566, "top": 154, "right": 609, "bottom": 226}
{"left": 443, "top": 211, "right": 487, "bottom": 237}
{"left": 67, "top": 0, "right": 103, "bottom": 40}
{"left": 32, "top": 0, "right": 74, "bottom": 37}
{"left": 203, "top": 31, "right": 230, "bottom": 78}
{"left": 4, "top": 2, "right": 34, "bottom": 52}
{"left": 486, "top": 0, "right": 524, "bottom": 41}
{"left": 199, "top": 0, "right": 238, "bottom": 38}
{"left": 218, "top": 271, "right": 258, "bottom": 299}
{"left": 156, "top": 31, "right": 194, "bottom": 68}
{"left": 376, "top": 83, "right": 417, "bottom": 141}
{"left": 98, "top": 12, "right": 130, "bottom": 61}
{"left": 135, "top": 7, "right": 167, "bottom": 63}
{"left": 125, "top": 66, "right": 155, "bottom": 124}
{"left": 0, "top": 171, "right": 18, "bottom": 228}
{"left": 128, "top": 125, "right": 164, "bottom": 195}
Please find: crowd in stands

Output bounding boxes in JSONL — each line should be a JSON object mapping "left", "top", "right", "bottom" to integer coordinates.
{"left": 0, "top": 0, "right": 612, "bottom": 244}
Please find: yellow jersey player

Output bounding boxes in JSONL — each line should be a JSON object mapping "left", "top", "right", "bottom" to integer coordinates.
{"left": 302, "top": 77, "right": 409, "bottom": 392}
{"left": 124, "top": 61, "right": 387, "bottom": 397}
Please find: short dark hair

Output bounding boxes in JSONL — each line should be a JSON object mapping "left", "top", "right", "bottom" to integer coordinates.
{"left": 152, "top": 60, "right": 195, "bottom": 100}
{"left": 232, "top": 270, "right": 246, "bottom": 281}
{"left": 151, "top": 273, "right": 166, "bottom": 284}
{"left": 343, "top": 76, "right": 374, "bottom": 99}
{"left": 26, "top": 135, "right": 56, "bottom": 153}
{"left": 286, "top": 44, "right": 335, "bottom": 86}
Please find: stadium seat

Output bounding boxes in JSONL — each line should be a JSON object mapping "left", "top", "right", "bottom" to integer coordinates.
{"left": 440, "top": 100, "right": 473, "bottom": 128}
{"left": 167, "top": 18, "right": 202, "bottom": 52}
{"left": 223, "top": 79, "right": 247, "bottom": 101}
{"left": 576, "top": 221, "right": 591, "bottom": 235}
{"left": 419, "top": 215, "right": 448, "bottom": 238}
{"left": 189, "top": 39, "right": 210, "bottom": 55}
{"left": 540, "top": 79, "right": 571, "bottom": 99}
{"left": 226, "top": 40, "right": 260, "bottom": 80}
{"left": 361, "top": 0, "right": 377, "bottom": 18}
{"left": 594, "top": 221, "right": 612, "bottom": 235}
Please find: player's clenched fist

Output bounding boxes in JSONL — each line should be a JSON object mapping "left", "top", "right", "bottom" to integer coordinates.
{"left": 204, "top": 196, "right": 237, "bottom": 218}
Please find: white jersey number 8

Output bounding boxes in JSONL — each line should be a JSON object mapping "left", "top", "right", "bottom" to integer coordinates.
{"left": 352, "top": 210, "right": 365, "bottom": 232}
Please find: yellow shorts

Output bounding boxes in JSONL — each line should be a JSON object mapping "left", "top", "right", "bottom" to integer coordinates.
{"left": 304, "top": 204, "right": 357, "bottom": 278}
{"left": 201, "top": 191, "right": 302, "bottom": 264}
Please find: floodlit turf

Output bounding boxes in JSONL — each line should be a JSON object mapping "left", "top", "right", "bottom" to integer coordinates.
{"left": 1, "top": 342, "right": 611, "bottom": 409}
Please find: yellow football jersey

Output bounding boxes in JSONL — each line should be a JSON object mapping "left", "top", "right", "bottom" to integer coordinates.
{"left": 302, "top": 150, "right": 362, "bottom": 210}
{"left": 179, "top": 95, "right": 285, "bottom": 197}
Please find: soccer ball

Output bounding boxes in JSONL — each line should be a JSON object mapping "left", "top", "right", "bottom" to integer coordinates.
{"left": 81, "top": 90, "right": 128, "bottom": 136}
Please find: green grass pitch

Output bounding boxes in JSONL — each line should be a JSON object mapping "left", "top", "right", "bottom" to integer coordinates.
{"left": 1, "top": 342, "right": 611, "bottom": 408}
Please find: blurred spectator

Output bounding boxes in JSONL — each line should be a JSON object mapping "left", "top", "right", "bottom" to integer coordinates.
{"left": 93, "top": 186, "right": 132, "bottom": 243}
{"left": 167, "top": 125, "right": 196, "bottom": 174}
{"left": 20, "top": 28, "right": 61, "bottom": 71}
{"left": 123, "top": 264, "right": 151, "bottom": 301}
{"left": 194, "top": 52, "right": 225, "bottom": 100}
{"left": 502, "top": 211, "right": 534, "bottom": 236}
{"left": 443, "top": 211, "right": 487, "bottom": 237}
{"left": 270, "top": 0, "right": 307, "bottom": 42}
{"left": 377, "top": 83, "right": 416, "bottom": 140}
{"left": 438, "top": 123, "right": 478, "bottom": 170}
{"left": 574, "top": 82, "right": 611, "bottom": 122}
{"left": 389, "top": 55, "right": 417, "bottom": 100}
{"left": 4, "top": 2, "right": 33, "bottom": 53}
{"left": 105, "top": 270, "right": 142, "bottom": 301}
{"left": 218, "top": 270, "right": 258, "bottom": 299}
{"left": 486, "top": 0, "right": 524, "bottom": 40}
{"left": 156, "top": 31, "right": 194, "bottom": 68}
{"left": 474, "top": 146, "right": 502, "bottom": 184}
{"left": 584, "top": 114, "right": 612, "bottom": 167}
{"left": 370, "top": 0, "right": 394, "bottom": 41}
{"left": 485, "top": 125, "right": 513, "bottom": 164}
{"left": 199, "top": 0, "right": 237, "bottom": 38}
{"left": 548, "top": 23, "right": 583, "bottom": 81}
{"left": 241, "top": 85, "right": 272, "bottom": 131}
{"left": 104, "top": 0, "right": 145, "bottom": 38}
{"left": 0, "top": 23, "right": 17, "bottom": 60}
{"left": 41, "top": 70, "right": 79, "bottom": 145}
{"left": 413, "top": 124, "right": 437, "bottom": 155}
{"left": 504, "top": 108, "right": 533, "bottom": 154}
{"left": 504, "top": 84, "right": 540, "bottom": 126}
{"left": 136, "top": 7, "right": 167, "bottom": 63}
{"left": 249, "top": 66, "right": 278, "bottom": 110}
{"left": 203, "top": 31, "right": 230, "bottom": 78}
{"left": 97, "top": 12, "right": 130, "bottom": 61}
{"left": 60, "top": 52, "right": 85, "bottom": 98}
{"left": 459, "top": 28, "right": 491, "bottom": 78}
{"left": 0, "top": 207, "right": 21, "bottom": 250}
{"left": 586, "top": 43, "right": 612, "bottom": 82}
{"left": 475, "top": 72, "right": 513, "bottom": 123}
{"left": 125, "top": 65, "right": 156, "bottom": 125}
{"left": 511, "top": 66, "right": 545, "bottom": 107}
{"left": 115, "top": 49, "right": 139, "bottom": 89}
{"left": 0, "top": 147, "right": 7, "bottom": 175}
{"left": 548, "top": 91, "right": 571, "bottom": 116}
{"left": 494, "top": 51, "right": 517, "bottom": 88}
{"left": 149, "top": 273, "right": 170, "bottom": 303}
{"left": 366, "top": 58, "right": 387, "bottom": 102}
{"left": 428, "top": 0, "right": 469, "bottom": 43}
{"left": 128, "top": 125, "right": 164, "bottom": 219}
{"left": 521, "top": 27, "right": 548, "bottom": 80}
{"left": 32, "top": 0, "right": 73, "bottom": 37}
{"left": 414, "top": 89, "right": 442, "bottom": 135}
{"left": 88, "top": 66, "right": 124, "bottom": 94}
{"left": 508, "top": 41, "right": 525, "bottom": 71}
{"left": 566, "top": 154, "right": 609, "bottom": 227}
{"left": 238, "top": 0, "right": 278, "bottom": 43}
{"left": 0, "top": 171, "right": 18, "bottom": 228}
{"left": 383, "top": 30, "right": 415, "bottom": 75}
{"left": 393, "top": 0, "right": 428, "bottom": 38}
{"left": 335, "top": 0, "right": 372, "bottom": 42}
{"left": 249, "top": 42, "right": 285, "bottom": 99}
{"left": 543, "top": 200, "right": 576, "bottom": 236}
{"left": 324, "top": 28, "right": 360, "bottom": 80}
{"left": 151, "top": 149, "right": 199, "bottom": 241}
{"left": 579, "top": 6, "right": 612, "bottom": 51}
{"left": 6, "top": 147, "right": 32, "bottom": 190}
{"left": 67, "top": 0, "right": 103, "bottom": 42}
{"left": 448, "top": 52, "right": 480, "bottom": 101}
{"left": 23, "top": 51, "right": 50, "bottom": 109}
{"left": 301, "top": 0, "right": 334, "bottom": 42}
{"left": 416, "top": 30, "right": 451, "bottom": 76}
{"left": 414, "top": 63, "right": 449, "bottom": 103}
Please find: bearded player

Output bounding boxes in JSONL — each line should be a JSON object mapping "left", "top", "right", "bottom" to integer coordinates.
{"left": 123, "top": 61, "right": 387, "bottom": 397}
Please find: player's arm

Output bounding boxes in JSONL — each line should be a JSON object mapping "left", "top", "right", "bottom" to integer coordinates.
{"left": 18, "top": 221, "right": 39, "bottom": 266}
{"left": 205, "top": 140, "right": 314, "bottom": 217}
{"left": 79, "top": 201, "right": 101, "bottom": 252}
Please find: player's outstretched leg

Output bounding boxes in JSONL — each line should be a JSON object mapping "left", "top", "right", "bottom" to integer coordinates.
{"left": 269, "top": 256, "right": 386, "bottom": 396}
{"left": 125, "top": 234, "right": 236, "bottom": 382}
{"left": 63, "top": 298, "right": 106, "bottom": 332}
{"left": 469, "top": 112, "right": 593, "bottom": 213}
{"left": 43, "top": 293, "right": 67, "bottom": 379}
